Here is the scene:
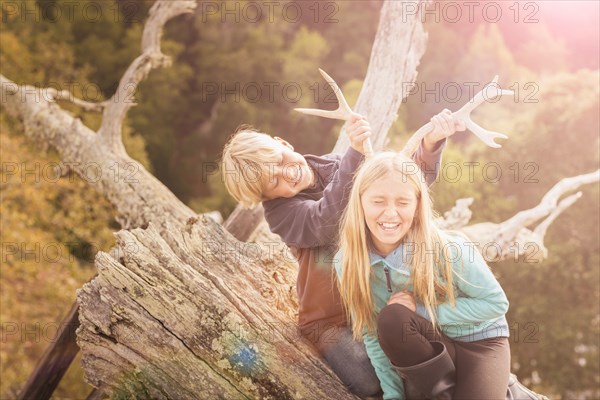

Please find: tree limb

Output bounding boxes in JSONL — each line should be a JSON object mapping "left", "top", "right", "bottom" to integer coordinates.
{"left": 46, "top": 87, "right": 107, "bottom": 112}
{"left": 97, "top": 0, "right": 196, "bottom": 154}
{"left": 76, "top": 219, "right": 353, "bottom": 399}
{"left": 0, "top": 1, "right": 199, "bottom": 235}
{"left": 444, "top": 170, "right": 600, "bottom": 261}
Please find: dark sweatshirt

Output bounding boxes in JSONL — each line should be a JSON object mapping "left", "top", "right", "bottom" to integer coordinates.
{"left": 262, "top": 140, "right": 446, "bottom": 340}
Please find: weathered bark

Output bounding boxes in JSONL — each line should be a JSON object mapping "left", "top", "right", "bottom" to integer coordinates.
{"left": 2, "top": 0, "right": 597, "bottom": 398}
{"left": 76, "top": 218, "right": 343, "bottom": 399}
{"left": 223, "top": 205, "right": 265, "bottom": 242}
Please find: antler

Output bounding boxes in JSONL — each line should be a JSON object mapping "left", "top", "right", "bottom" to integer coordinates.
{"left": 295, "top": 68, "right": 374, "bottom": 157}
{"left": 402, "top": 76, "right": 513, "bottom": 156}
{"left": 295, "top": 71, "right": 512, "bottom": 158}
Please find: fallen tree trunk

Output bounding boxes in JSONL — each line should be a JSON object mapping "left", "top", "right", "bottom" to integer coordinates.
{"left": 76, "top": 218, "right": 345, "bottom": 399}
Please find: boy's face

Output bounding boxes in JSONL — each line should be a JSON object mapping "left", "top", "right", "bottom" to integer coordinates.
{"left": 361, "top": 174, "right": 418, "bottom": 257}
{"left": 262, "top": 138, "right": 315, "bottom": 200}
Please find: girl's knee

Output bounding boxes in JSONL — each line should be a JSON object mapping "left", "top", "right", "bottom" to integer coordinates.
{"left": 377, "top": 304, "right": 414, "bottom": 329}
{"left": 376, "top": 304, "right": 415, "bottom": 348}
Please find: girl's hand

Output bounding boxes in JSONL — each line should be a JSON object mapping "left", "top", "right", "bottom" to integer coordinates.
{"left": 346, "top": 113, "right": 372, "bottom": 155}
{"left": 424, "top": 108, "right": 466, "bottom": 151}
{"left": 387, "top": 290, "right": 416, "bottom": 312}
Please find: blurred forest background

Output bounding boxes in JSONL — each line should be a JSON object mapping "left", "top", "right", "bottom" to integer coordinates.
{"left": 1, "top": 0, "right": 598, "bottom": 398}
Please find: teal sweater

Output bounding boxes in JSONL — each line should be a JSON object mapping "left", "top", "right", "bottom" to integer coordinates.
{"left": 333, "top": 231, "right": 510, "bottom": 400}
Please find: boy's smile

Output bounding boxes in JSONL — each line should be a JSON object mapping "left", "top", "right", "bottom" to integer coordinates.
{"left": 262, "top": 139, "right": 315, "bottom": 200}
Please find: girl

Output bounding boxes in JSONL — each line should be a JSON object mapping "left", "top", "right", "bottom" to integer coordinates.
{"left": 334, "top": 151, "right": 511, "bottom": 400}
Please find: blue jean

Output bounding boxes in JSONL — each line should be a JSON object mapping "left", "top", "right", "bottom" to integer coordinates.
{"left": 308, "top": 324, "right": 383, "bottom": 399}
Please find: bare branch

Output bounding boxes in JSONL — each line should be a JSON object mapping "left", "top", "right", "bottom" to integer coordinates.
{"left": 97, "top": 0, "right": 196, "bottom": 151}
{"left": 435, "top": 198, "right": 474, "bottom": 230}
{"left": 1, "top": 74, "right": 95, "bottom": 152}
{"left": 45, "top": 88, "right": 107, "bottom": 112}
{"left": 458, "top": 170, "right": 600, "bottom": 261}
{"left": 501, "top": 169, "right": 600, "bottom": 235}
{"left": 533, "top": 191, "right": 583, "bottom": 238}
{"left": 0, "top": 1, "right": 200, "bottom": 234}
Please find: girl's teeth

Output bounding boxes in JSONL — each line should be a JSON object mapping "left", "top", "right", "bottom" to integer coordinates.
{"left": 379, "top": 223, "right": 400, "bottom": 231}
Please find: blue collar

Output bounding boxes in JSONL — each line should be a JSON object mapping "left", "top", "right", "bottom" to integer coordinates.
{"left": 369, "top": 242, "right": 412, "bottom": 275}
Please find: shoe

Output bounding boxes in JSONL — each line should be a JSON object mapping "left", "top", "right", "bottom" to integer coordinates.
{"left": 391, "top": 341, "right": 455, "bottom": 400}
{"left": 403, "top": 379, "right": 423, "bottom": 400}
{"left": 507, "top": 373, "right": 550, "bottom": 400}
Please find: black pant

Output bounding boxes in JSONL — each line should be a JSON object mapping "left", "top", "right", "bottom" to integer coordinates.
{"left": 377, "top": 304, "right": 510, "bottom": 400}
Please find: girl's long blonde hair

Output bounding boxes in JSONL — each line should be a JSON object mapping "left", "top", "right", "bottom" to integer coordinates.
{"left": 338, "top": 151, "right": 456, "bottom": 340}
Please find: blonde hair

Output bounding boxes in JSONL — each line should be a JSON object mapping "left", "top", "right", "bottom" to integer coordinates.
{"left": 338, "top": 151, "right": 457, "bottom": 340}
{"left": 221, "top": 125, "right": 283, "bottom": 208}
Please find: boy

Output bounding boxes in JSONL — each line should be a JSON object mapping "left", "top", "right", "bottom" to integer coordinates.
{"left": 221, "top": 110, "right": 461, "bottom": 398}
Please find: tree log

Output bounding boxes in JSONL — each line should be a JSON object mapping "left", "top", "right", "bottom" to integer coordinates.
{"left": 76, "top": 218, "right": 349, "bottom": 399}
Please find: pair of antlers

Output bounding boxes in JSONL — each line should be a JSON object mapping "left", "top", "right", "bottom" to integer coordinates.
{"left": 295, "top": 68, "right": 512, "bottom": 157}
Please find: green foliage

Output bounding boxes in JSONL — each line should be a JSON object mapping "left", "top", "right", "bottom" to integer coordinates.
{"left": 514, "top": 23, "right": 569, "bottom": 73}
{"left": 0, "top": 115, "right": 117, "bottom": 398}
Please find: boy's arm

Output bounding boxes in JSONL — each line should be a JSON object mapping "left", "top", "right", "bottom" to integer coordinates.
{"left": 411, "top": 138, "right": 447, "bottom": 187}
{"left": 264, "top": 138, "right": 446, "bottom": 248}
{"left": 263, "top": 147, "right": 363, "bottom": 248}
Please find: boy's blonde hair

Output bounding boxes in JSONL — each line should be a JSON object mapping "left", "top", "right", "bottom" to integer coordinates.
{"left": 337, "top": 151, "right": 457, "bottom": 340}
{"left": 221, "top": 125, "right": 282, "bottom": 208}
